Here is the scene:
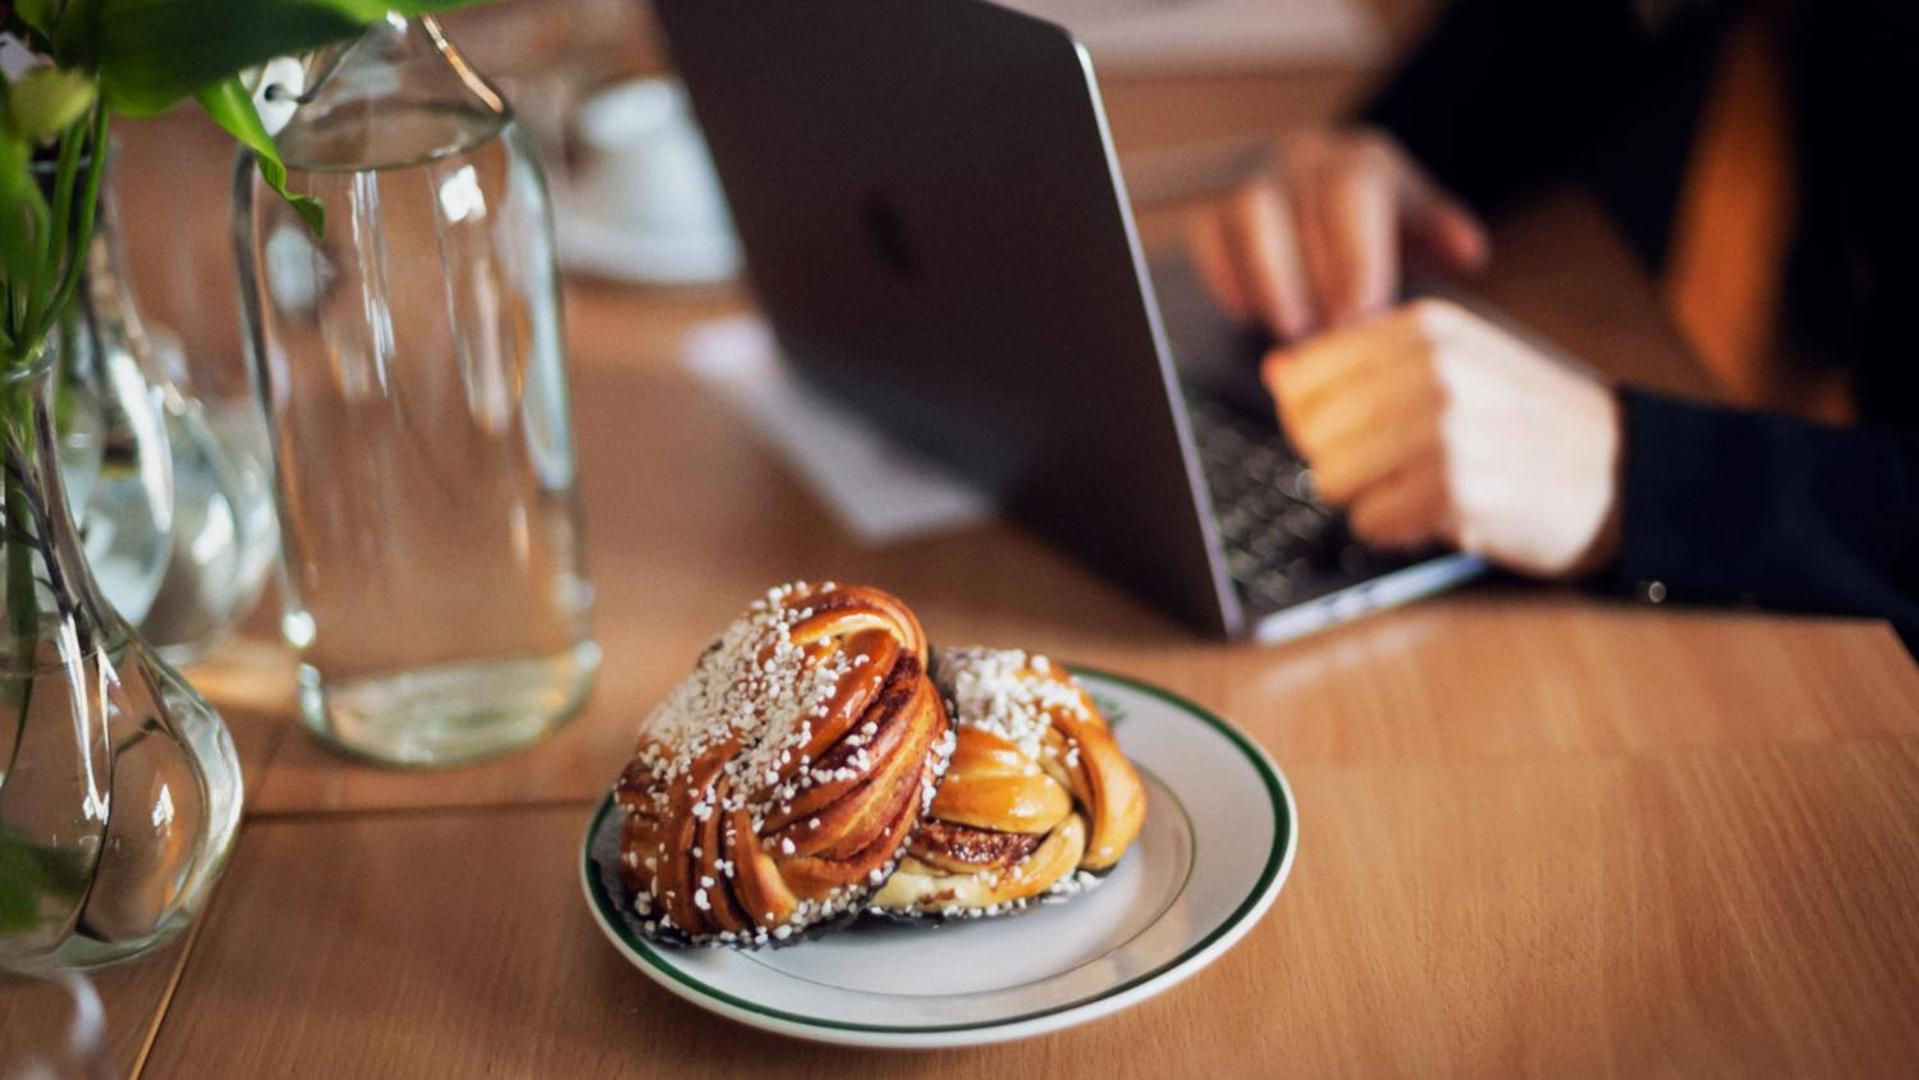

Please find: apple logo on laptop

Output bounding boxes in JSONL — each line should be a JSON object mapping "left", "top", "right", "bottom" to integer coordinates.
{"left": 861, "top": 189, "right": 923, "bottom": 281}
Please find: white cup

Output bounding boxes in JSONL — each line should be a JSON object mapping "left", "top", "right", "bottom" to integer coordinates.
{"left": 572, "top": 77, "right": 732, "bottom": 240}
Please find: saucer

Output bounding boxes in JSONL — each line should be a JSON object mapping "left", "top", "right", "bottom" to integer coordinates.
{"left": 581, "top": 666, "right": 1296, "bottom": 1048}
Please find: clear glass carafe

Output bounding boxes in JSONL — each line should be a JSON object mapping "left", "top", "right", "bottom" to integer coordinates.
{"left": 40, "top": 165, "right": 172, "bottom": 633}
{"left": 134, "top": 371, "right": 279, "bottom": 666}
{"left": 50, "top": 161, "right": 279, "bottom": 664}
{"left": 0, "top": 355, "right": 243, "bottom": 974}
{"left": 235, "top": 15, "right": 599, "bottom": 765}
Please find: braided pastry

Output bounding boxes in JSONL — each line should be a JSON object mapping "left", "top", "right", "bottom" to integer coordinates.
{"left": 870, "top": 646, "right": 1146, "bottom": 918}
{"left": 616, "top": 582, "right": 954, "bottom": 946}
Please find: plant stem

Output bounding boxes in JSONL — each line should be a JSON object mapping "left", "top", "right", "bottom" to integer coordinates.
{"left": 25, "top": 117, "right": 86, "bottom": 336}
{"left": 35, "top": 105, "right": 109, "bottom": 349}
{"left": 1, "top": 99, "right": 110, "bottom": 780}
{"left": 2, "top": 385, "right": 38, "bottom": 727}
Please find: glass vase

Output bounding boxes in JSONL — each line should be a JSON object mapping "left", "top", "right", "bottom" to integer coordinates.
{"left": 37, "top": 161, "right": 172, "bottom": 633}
{"left": 0, "top": 970, "right": 112, "bottom": 1076}
{"left": 48, "top": 157, "right": 279, "bottom": 664}
{"left": 234, "top": 15, "right": 599, "bottom": 766}
{"left": 0, "top": 352, "right": 243, "bottom": 974}
{"left": 135, "top": 357, "right": 279, "bottom": 666}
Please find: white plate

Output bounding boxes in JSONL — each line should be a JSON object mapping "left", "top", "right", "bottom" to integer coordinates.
{"left": 581, "top": 667, "right": 1297, "bottom": 1048}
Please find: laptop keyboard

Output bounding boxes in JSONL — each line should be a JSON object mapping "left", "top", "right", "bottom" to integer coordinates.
{"left": 1184, "top": 397, "right": 1381, "bottom": 611}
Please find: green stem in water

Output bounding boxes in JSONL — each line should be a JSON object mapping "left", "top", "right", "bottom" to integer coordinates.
{"left": 0, "top": 99, "right": 113, "bottom": 807}
{"left": 1, "top": 102, "right": 109, "bottom": 749}
{"left": 3, "top": 385, "right": 40, "bottom": 747}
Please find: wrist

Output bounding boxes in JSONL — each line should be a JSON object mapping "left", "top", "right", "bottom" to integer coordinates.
{"left": 1564, "top": 385, "right": 1625, "bottom": 578}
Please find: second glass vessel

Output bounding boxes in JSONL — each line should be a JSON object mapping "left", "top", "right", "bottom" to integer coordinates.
{"left": 61, "top": 160, "right": 281, "bottom": 664}
{"left": 234, "top": 16, "right": 598, "bottom": 765}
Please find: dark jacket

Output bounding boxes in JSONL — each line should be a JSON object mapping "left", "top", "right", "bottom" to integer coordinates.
{"left": 1361, "top": 0, "right": 1919, "bottom": 645}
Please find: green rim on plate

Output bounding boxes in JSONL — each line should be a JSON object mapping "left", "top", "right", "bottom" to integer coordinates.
{"left": 581, "top": 664, "right": 1292, "bottom": 1035}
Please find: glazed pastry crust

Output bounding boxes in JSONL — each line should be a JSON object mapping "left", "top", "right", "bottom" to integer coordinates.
{"left": 616, "top": 583, "right": 954, "bottom": 945}
{"left": 870, "top": 647, "right": 1146, "bottom": 917}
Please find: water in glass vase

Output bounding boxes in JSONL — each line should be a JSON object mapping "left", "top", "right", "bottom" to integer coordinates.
{"left": 240, "top": 32, "right": 597, "bottom": 767}
{"left": 1, "top": 358, "right": 242, "bottom": 972}
{"left": 0, "top": 633, "right": 242, "bottom": 971}
{"left": 48, "top": 161, "right": 283, "bottom": 664}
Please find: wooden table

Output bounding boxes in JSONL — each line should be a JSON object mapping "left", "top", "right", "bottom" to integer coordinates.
{"left": 10, "top": 15, "right": 1919, "bottom": 1078}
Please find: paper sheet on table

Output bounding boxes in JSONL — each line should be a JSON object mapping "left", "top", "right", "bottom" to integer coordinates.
{"left": 681, "top": 316, "right": 998, "bottom": 545}
{"left": 996, "top": 0, "right": 1383, "bottom": 71}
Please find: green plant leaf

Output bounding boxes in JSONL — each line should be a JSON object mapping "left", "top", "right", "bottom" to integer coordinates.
{"left": 0, "top": 132, "right": 51, "bottom": 288}
{"left": 3, "top": 69, "right": 98, "bottom": 143}
{"left": 0, "top": 828, "right": 93, "bottom": 935}
{"left": 195, "top": 75, "right": 323, "bottom": 236}
{"left": 95, "top": 0, "right": 492, "bottom": 117}
{"left": 11, "top": 0, "right": 61, "bottom": 27}
{"left": 10, "top": 0, "right": 62, "bottom": 35}
{"left": 10, "top": 0, "right": 106, "bottom": 67}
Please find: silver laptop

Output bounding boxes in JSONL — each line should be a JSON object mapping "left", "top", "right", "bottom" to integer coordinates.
{"left": 654, "top": 0, "right": 1483, "bottom": 641}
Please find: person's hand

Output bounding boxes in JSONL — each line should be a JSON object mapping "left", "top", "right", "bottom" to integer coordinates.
{"left": 1187, "top": 129, "right": 1490, "bottom": 340}
{"left": 1263, "top": 298, "right": 1624, "bottom": 579}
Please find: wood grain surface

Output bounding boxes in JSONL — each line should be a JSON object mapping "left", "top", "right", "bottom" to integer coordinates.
{"left": 0, "top": 944, "right": 193, "bottom": 1077}
{"left": 140, "top": 740, "right": 1919, "bottom": 1077}
{"left": 5, "top": 1, "right": 1917, "bottom": 1075}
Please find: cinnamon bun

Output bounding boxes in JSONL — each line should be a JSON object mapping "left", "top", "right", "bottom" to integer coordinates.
{"left": 869, "top": 646, "right": 1146, "bottom": 918}
{"left": 616, "top": 582, "right": 954, "bottom": 945}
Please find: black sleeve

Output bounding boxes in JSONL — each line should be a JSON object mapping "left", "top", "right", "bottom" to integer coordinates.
{"left": 1356, "top": 0, "right": 1733, "bottom": 228}
{"left": 1601, "top": 389, "right": 1919, "bottom": 645}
